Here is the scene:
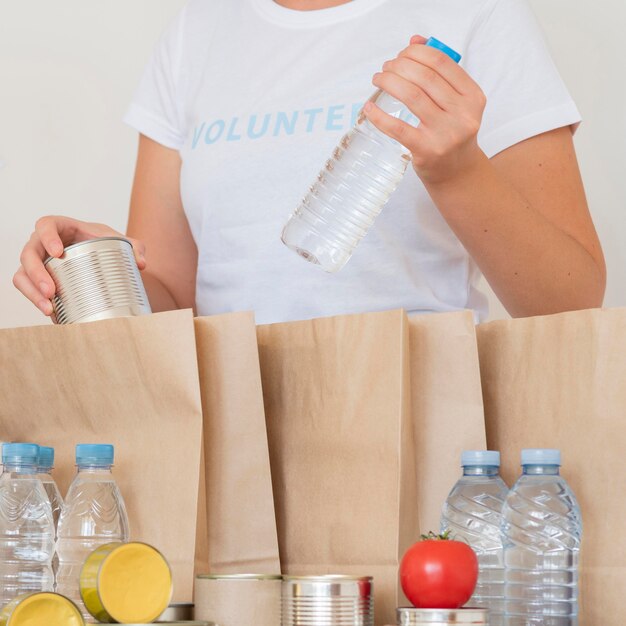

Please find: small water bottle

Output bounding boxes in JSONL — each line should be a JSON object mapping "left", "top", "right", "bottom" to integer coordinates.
{"left": 441, "top": 450, "right": 508, "bottom": 624}
{"left": 36, "top": 446, "right": 63, "bottom": 584}
{"left": 502, "top": 449, "right": 582, "bottom": 626}
{"left": 56, "top": 444, "right": 129, "bottom": 622}
{"left": 281, "top": 37, "right": 462, "bottom": 272}
{"left": 0, "top": 443, "right": 55, "bottom": 607}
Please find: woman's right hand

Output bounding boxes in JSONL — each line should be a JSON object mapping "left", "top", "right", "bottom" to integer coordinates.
{"left": 13, "top": 216, "right": 147, "bottom": 317}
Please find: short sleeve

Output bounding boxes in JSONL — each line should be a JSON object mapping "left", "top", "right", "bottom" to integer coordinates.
{"left": 123, "top": 6, "right": 187, "bottom": 150}
{"left": 465, "top": 0, "right": 581, "bottom": 158}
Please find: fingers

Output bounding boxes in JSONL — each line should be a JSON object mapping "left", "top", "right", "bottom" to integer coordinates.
{"left": 399, "top": 42, "right": 478, "bottom": 97}
{"left": 12, "top": 267, "right": 53, "bottom": 316}
{"left": 34, "top": 216, "right": 70, "bottom": 259}
{"left": 125, "top": 236, "right": 147, "bottom": 270}
{"left": 381, "top": 56, "right": 460, "bottom": 113}
{"left": 20, "top": 233, "right": 56, "bottom": 299}
{"left": 363, "top": 101, "right": 424, "bottom": 151}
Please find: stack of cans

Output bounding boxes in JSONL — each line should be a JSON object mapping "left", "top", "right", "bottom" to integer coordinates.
{"left": 282, "top": 575, "right": 373, "bottom": 626}
{"left": 397, "top": 608, "right": 489, "bottom": 625}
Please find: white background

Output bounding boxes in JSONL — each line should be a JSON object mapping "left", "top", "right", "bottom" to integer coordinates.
{"left": 1, "top": 0, "right": 624, "bottom": 328}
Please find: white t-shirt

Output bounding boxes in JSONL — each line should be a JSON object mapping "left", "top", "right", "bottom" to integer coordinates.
{"left": 124, "top": 0, "right": 580, "bottom": 324}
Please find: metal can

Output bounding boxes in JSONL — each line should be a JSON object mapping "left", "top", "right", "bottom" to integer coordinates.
{"left": 157, "top": 603, "right": 195, "bottom": 621}
{"left": 0, "top": 592, "right": 84, "bottom": 626}
{"left": 80, "top": 541, "right": 173, "bottom": 623}
{"left": 194, "top": 574, "right": 281, "bottom": 626}
{"left": 282, "top": 575, "right": 374, "bottom": 626}
{"left": 397, "top": 607, "right": 489, "bottom": 625}
{"left": 44, "top": 237, "right": 151, "bottom": 324}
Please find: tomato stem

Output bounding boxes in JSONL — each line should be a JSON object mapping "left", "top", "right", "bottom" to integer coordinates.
{"left": 420, "top": 530, "right": 453, "bottom": 541}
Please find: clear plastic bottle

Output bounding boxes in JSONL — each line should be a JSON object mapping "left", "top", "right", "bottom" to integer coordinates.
{"left": 56, "top": 444, "right": 129, "bottom": 622}
{"left": 502, "top": 449, "right": 582, "bottom": 626}
{"left": 0, "top": 443, "right": 55, "bottom": 607}
{"left": 36, "top": 446, "right": 63, "bottom": 584}
{"left": 440, "top": 450, "right": 508, "bottom": 625}
{"left": 281, "top": 37, "right": 462, "bottom": 272}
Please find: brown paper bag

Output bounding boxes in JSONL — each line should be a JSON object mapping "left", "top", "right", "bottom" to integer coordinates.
{"left": 477, "top": 308, "right": 626, "bottom": 625}
{"left": 257, "top": 309, "right": 486, "bottom": 625}
{"left": 0, "top": 310, "right": 203, "bottom": 602}
{"left": 193, "top": 312, "right": 281, "bottom": 575}
{"left": 408, "top": 311, "right": 487, "bottom": 533}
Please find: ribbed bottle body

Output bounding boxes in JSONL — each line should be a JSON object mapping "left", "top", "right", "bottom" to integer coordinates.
{"left": 502, "top": 472, "right": 581, "bottom": 626}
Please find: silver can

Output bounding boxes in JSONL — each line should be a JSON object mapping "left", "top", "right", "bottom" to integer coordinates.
{"left": 44, "top": 237, "right": 151, "bottom": 324}
{"left": 397, "top": 607, "right": 489, "bottom": 625}
{"left": 282, "top": 575, "right": 374, "bottom": 626}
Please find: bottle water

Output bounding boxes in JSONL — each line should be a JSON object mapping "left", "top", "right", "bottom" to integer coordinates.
{"left": 56, "top": 444, "right": 129, "bottom": 622}
{"left": 441, "top": 451, "right": 508, "bottom": 625}
{"left": 502, "top": 449, "right": 582, "bottom": 625}
{"left": 0, "top": 443, "right": 55, "bottom": 607}
{"left": 281, "top": 37, "right": 462, "bottom": 272}
{"left": 36, "top": 446, "right": 63, "bottom": 583}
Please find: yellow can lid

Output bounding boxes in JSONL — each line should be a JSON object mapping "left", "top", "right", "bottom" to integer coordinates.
{"left": 1, "top": 593, "right": 84, "bottom": 626}
{"left": 97, "top": 542, "right": 173, "bottom": 623}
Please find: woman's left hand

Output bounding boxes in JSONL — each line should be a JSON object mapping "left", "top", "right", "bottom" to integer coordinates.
{"left": 364, "top": 35, "right": 487, "bottom": 186}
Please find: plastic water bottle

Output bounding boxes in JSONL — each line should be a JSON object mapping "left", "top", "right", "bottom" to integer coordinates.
{"left": 440, "top": 451, "right": 508, "bottom": 625}
{"left": 36, "top": 446, "right": 63, "bottom": 583}
{"left": 281, "top": 37, "right": 462, "bottom": 272}
{"left": 502, "top": 449, "right": 582, "bottom": 625}
{"left": 56, "top": 444, "right": 129, "bottom": 622}
{"left": 0, "top": 443, "right": 55, "bottom": 607}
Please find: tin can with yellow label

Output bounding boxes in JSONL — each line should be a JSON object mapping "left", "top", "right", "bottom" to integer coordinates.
{"left": 80, "top": 541, "right": 173, "bottom": 623}
{"left": 0, "top": 592, "right": 84, "bottom": 626}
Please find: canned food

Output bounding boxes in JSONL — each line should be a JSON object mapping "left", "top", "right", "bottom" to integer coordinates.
{"left": 397, "top": 607, "right": 489, "bottom": 625}
{"left": 80, "top": 541, "right": 173, "bottom": 623}
{"left": 157, "top": 603, "right": 195, "bottom": 621}
{"left": 44, "top": 237, "right": 151, "bottom": 324}
{"left": 0, "top": 592, "right": 84, "bottom": 626}
{"left": 282, "top": 575, "right": 374, "bottom": 626}
{"left": 194, "top": 574, "right": 281, "bottom": 626}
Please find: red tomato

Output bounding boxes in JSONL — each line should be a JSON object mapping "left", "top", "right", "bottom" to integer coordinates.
{"left": 400, "top": 532, "right": 478, "bottom": 609}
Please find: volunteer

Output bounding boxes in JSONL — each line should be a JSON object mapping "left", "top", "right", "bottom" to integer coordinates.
{"left": 14, "top": 0, "right": 606, "bottom": 324}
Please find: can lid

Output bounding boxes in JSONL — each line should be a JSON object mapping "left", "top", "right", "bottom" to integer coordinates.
{"left": 43, "top": 237, "right": 132, "bottom": 266}
{"left": 38, "top": 446, "right": 55, "bottom": 469}
{"left": 521, "top": 448, "right": 561, "bottom": 466}
{"left": 461, "top": 450, "right": 500, "bottom": 467}
{"left": 282, "top": 575, "right": 372, "bottom": 583}
{"left": 197, "top": 573, "right": 282, "bottom": 580}
{"left": 3, "top": 443, "right": 40, "bottom": 464}
{"left": 82, "top": 542, "right": 172, "bottom": 623}
{"left": 425, "top": 37, "right": 462, "bottom": 63}
{"left": 76, "top": 444, "right": 114, "bottom": 466}
{"left": 2, "top": 592, "right": 84, "bottom": 626}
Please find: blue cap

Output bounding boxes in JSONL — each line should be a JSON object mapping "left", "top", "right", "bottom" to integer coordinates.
{"left": 3, "top": 443, "right": 40, "bottom": 465}
{"left": 425, "top": 37, "right": 462, "bottom": 64}
{"left": 38, "top": 446, "right": 55, "bottom": 469}
{"left": 76, "top": 444, "right": 114, "bottom": 466}
{"left": 521, "top": 449, "right": 561, "bottom": 466}
{"left": 461, "top": 450, "right": 500, "bottom": 467}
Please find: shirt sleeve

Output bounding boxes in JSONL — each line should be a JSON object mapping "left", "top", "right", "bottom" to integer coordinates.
{"left": 465, "top": 0, "right": 581, "bottom": 158}
{"left": 123, "top": 6, "right": 188, "bottom": 150}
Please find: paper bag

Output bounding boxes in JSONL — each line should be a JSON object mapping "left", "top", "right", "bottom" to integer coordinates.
{"left": 193, "top": 312, "right": 280, "bottom": 575}
{"left": 0, "top": 310, "right": 203, "bottom": 601}
{"left": 257, "top": 309, "right": 486, "bottom": 625}
{"left": 408, "top": 311, "right": 487, "bottom": 533}
{"left": 477, "top": 308, "right": 626, "bottom": 625}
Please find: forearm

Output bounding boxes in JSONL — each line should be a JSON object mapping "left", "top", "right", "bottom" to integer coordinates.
{"left": 141, "top": 271, "right": 182, "bottom": 313}
{"left": 425, "top": 152, "right": 605, "bottom": 317}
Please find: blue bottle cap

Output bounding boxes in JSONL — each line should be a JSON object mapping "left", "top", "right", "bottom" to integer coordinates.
{"left": 461, "top": 450, "right": 501, "bottom": 467}
{"left": 425, "top": 37, "right": 462, "bottom": 64}
{"left": 76, "top": 444, "right": 114, "bottom": 466}
{"left": 3, "top": 443, "right": 40, "bottom": 464}
{"left": 521, "top": 448, "right": 561, "bottom": 466}
{"left": 38, "top": 446, "right": 55, "bottom": 469}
